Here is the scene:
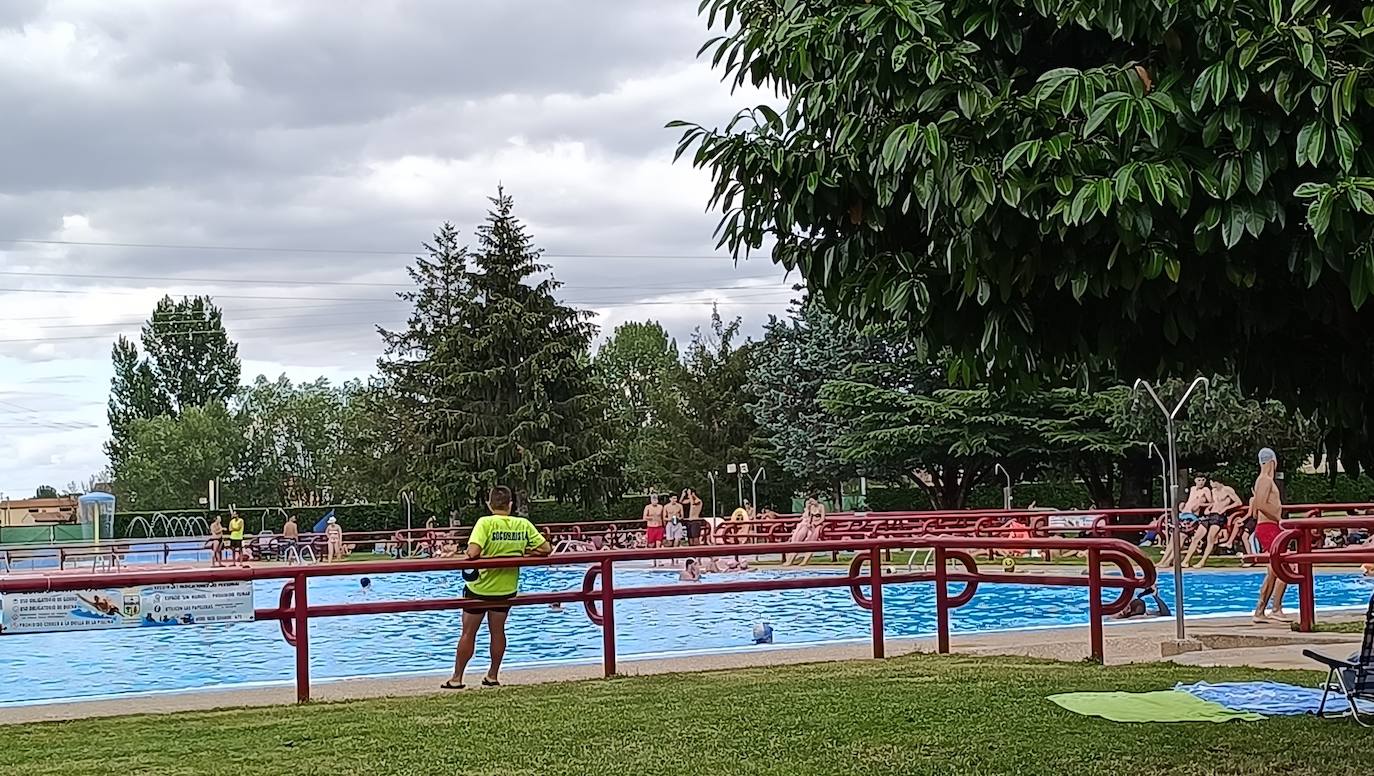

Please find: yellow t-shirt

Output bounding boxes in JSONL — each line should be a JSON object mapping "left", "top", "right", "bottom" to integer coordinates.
{"left": 228, "top": 517, "right": 245, "bottom": 541}
{"left": 465, "top": 514, "right": 546, "bottom": 597}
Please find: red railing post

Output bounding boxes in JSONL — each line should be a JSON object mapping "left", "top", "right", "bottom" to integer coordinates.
{"left": 293, "top": 572, "right": 311, "bottom": 703}
{"left": 933, "top": 546, "right": 950, "bottom": 654}
{"left": 600, "top": 558, "right": 616, "bottom": 677}
{"left": 1087, "top": 547, "right": 1104, "bottom": 664}
{"left": 1297, "top": 528, "right": 1315, "bottom": 632}
{"left": 868, "top": 548, "right": 884, "bottom": 658}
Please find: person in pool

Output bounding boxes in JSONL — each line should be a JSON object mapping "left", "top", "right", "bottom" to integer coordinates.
{"left": 1113, "top": 586, "right": 1171, "bottom": 619}
{"left": 679, "top": 558, "right": 701, "bottom": 582}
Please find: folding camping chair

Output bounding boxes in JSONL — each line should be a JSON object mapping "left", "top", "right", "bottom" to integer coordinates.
{"left": 1304, "top": 591, "right": 1374, "bottom": 726}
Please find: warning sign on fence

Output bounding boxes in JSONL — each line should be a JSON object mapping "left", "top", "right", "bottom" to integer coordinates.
{"left": 0, "top": 581, "right": 254, "bottom": 634}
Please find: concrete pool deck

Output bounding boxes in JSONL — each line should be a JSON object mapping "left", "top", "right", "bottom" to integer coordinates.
{"left": 0, "top": 609, "right": 1363, "bottom": 725}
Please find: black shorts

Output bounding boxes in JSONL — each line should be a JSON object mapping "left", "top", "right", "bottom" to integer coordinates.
{"left": 1242, "top": 517, "right": 1257, "bottom": 533}
{"left": 462, "top": 586, "right": 515, "bottom": 614}
{"left": 685, "top": 519, "right": 703, "bottom": 539}
{"left": 229, "top": 538, "right": 244, "bottom": 550}
{"left": 1202, "top": 514, "right": 1226, "bottom": 528}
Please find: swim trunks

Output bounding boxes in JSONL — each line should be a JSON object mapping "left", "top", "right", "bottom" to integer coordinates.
{"left": 646, "top": 525, "right": 666, "bottom": 545}
{"left": 1255, "top": 521, "right": 1282, "bottom": 553}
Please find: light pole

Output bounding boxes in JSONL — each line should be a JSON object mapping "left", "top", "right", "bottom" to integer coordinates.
{"left": 706, "top": 471, "right": 717, "bottom": 518}
{"left": 994, "top": 463, "right": 1013, "bottom": 510}
{"left": 1134, "top": 376, "right": 1210, "bottom": 642}
{"left": 750, "top": 467, "right": 766, "bottom": 509}
{"left": 1147, "top": 442, "right": 1168, "bottom": 508}
{"left": 400, "top": 490, "right": 414, "bottom": 534}
{"left": 727, "top": 463, "right": 747, "bottom": 508}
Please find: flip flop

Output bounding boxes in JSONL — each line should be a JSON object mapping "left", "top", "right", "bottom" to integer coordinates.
{"left": 440, "top": 681, "right": 465, "bottom": 690}
{"left": 481, "top": 678, "right": 501, "bottom": 687}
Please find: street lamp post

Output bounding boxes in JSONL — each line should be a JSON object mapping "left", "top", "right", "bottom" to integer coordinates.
{"left": 727, "top": 463, "right": 747, "bottom": 508}
{"left": 706, "top": 471, "right": 717, "bottom": 518}
{"left": 1134, "top": 377, "right": 1210, "bottom": 642}
{"left": 994, "top": 463, "right": 1013, "bottom": 510}
{"left": 750, "top": 467, "right": 766, "bottom": 509}
{"left": 400, "top": 491, "right": 414, "bottom": 534}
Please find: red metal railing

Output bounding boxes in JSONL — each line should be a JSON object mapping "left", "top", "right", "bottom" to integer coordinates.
{"left": 0, "top": 535, "right": 1154, "bottom": 703}
{"left": 1266, "top": 507, "right": 1374, "bottom": 631}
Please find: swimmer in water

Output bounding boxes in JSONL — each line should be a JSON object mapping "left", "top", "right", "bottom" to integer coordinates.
{"left": 360, "top": 577, "right": 373, "bottom": 591}
{"left": 679, "top": 558, "right": 701, "bottom": 582}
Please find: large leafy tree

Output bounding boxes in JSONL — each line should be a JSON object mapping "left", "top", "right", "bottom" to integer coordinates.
{"left": 679, "top": 308, "right": 761, "bottom": 507}
{"left": 236, "top": 375, "right": 356, "bottom": 505}
{"left": 106, "top": 296, "right": 240, "bottom": 471}
{"left": 116, "top": 401, "right": 245, "bottom": 510}
{"left": 594, "top": 321, "right": 688, "bottom": 491}
{"left": 677, "top": 1, "right": 1374, "bottom": 470}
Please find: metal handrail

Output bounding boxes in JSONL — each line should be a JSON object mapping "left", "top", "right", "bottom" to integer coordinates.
{"left": 0, "top": 535, "right": 1155, "bottom": 704}
{"left": 1265, "top": 511, "right": 1374, "bottom": 631}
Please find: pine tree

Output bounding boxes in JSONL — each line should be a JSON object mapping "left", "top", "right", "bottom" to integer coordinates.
{"left": 449, "top": 190, "right": 619, "bottom": 506}
{"left": 747, "top": 296, "right": 861, "bottom": 494}
{"left": 376, "top": 222, "right": 481, "bottom": 510}
{"left": 378, "top": 195, "right": 620, "bottom": 510}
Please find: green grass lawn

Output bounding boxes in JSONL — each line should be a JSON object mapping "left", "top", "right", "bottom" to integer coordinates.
{"left": 3, "top": 655, "right": 1368, "bottom": 776}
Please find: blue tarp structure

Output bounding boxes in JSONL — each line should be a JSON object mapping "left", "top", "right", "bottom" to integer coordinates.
{"left": 313, "top": 509, "right": 335, "bottom": 534}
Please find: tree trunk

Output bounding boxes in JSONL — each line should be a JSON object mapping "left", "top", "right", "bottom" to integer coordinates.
{"left": 1116, "top": 454, "right": 1155, "bottom": 508}
{"left": 1075, "top": 456, "right": 1116, "bottom": 508}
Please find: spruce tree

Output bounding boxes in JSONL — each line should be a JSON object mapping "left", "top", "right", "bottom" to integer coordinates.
{"left": 376, "top": 222, "right": 480, "bottom": 510}
{"left": 451, "top": 190, "right": 619, "bottom": 506}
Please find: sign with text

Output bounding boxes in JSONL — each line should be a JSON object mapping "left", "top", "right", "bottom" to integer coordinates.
{"left": 0, "top": 581, "right": 254, "bottom": 634}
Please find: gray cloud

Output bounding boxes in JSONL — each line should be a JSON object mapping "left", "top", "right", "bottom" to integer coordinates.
{"left": 0, "top": 1, "right": 789, "bottom": 490}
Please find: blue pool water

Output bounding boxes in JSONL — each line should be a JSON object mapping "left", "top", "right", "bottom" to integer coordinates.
{"left": 0, "top": 566, "right": 1370, "bottom": 706}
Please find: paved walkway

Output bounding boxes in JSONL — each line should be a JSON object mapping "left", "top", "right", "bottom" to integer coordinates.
{"left": 0, "top": 609, "right": 1362, "bottom": 725}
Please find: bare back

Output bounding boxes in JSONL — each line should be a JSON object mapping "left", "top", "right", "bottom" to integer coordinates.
{"left": 1252, "top": 473, "right": 1282, "bottom": 523}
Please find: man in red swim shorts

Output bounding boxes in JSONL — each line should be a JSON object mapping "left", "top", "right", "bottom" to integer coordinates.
{"left": 1250, "top": 448, "right": 1289, "bottom": 623}
{"left": 643, "top": 494, "right": 666, "bottom": 565}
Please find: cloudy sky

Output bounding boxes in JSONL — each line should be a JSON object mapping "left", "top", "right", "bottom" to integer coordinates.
{"left": 0, "top": 0, "right": 795, "bottom": 497}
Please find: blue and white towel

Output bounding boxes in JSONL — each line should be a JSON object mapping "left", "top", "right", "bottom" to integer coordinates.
{"left": 1177, "top": 681, "right": 1374, "bottom": 716}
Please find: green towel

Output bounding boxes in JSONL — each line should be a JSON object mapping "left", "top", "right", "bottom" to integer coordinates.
{"left": 1049, "top": 690, "right": 1264, "bottom": 723}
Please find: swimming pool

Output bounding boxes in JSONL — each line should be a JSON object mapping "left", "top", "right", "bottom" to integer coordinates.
{"left": 0, "top": 566, "right": 1369, "bottom": 706}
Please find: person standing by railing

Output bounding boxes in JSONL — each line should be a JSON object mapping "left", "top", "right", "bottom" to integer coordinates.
{"left": 1251, "top": 448, "right": 1289, "bottom": 623}
{"left": 443, "top": 486, "right": 551, "bottom": 690}
{"left": 208, "top": 515, "right": 224, "bottom": 568}
{"left": 683, "top": 488, "right": 705, "bottom": 545}
{"left": 325, "top": 516, "right": 344, "bottom": 562}
{"left": 282, "top": 515, "right": 299, "bottom": 552}
{"left": 227, "top": 510, "right": 246, "bottom": 568}
{"left": 643, "top": 494, "right": 666, "bottom": 564}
